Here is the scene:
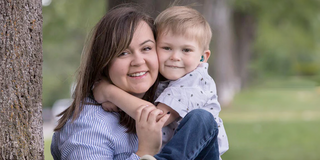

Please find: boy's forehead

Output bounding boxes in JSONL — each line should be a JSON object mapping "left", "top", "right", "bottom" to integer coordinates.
{"left": 157, "top": 29, "right": 201, "bottom": 43}
{"left": 157, "top": 29, "right": 195, "bottom": 39}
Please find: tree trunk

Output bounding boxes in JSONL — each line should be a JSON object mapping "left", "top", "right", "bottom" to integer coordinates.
{"left": 0, "top": 0, "right": 44, "bottom": 159}
{"left": 233, "top": 11, "right": 256, "bottom": 88}
{"left": 108, "top": 0, "right": 172, "bottom": 18}
{"left": 108, "top": 0, "right": 128, "bottom": 10}
{"left": 204, "top": 0, "right": 240, "bottom": 106}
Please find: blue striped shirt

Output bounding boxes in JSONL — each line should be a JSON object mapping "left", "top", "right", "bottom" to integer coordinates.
{"left": 51, "top": 99, "right": 140, "bottom": 160}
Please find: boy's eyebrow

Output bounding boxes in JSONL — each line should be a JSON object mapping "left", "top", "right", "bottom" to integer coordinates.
{"left": 183, "top": 44, "right": 196, "bottom": 48}
{"left": 140, "top": 40, "right": 155, "bottom": 46}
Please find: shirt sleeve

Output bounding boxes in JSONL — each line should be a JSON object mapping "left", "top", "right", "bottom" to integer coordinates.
{"left": 216, "top": 117, "right": 229, "bottom": 156}
{"left": 57, "top": 115, "right": 140, "bottom": 160}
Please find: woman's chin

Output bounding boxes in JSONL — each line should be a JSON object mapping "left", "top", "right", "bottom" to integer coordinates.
{"left": 130, "top": 92, "right": 146, "bottom": 98}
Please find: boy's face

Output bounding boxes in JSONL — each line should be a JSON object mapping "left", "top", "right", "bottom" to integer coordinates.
{"left": 157, "top": 32, "right": 203, "bottom": 80}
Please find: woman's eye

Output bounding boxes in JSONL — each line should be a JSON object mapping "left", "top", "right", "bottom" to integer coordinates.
{"left": 118, "top": 52, "right": 128, "bottom": 57}
{"left": 143, "top": 47, "right": 152, "bottom": 51}
{"left": 182, "top": 48, "right": 191, "bottom": 52}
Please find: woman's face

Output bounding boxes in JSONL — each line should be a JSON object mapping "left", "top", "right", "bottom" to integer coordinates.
{"left": 108, "top": 21, "right": 158, "bottom": 98}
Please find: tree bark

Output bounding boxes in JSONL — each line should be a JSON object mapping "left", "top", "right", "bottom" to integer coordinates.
{"left": 0, "top": 0, "right": 44, "bottom": 159}
{"left": 233, "top": 11, "right": 256, "bottom": 88}
{"left": 204, "top": 0, "right": 240, "bottom": 106}
{"left": 108, "top": 0, "right": 128, "bottom": 10}
{"left": 108, "top": 0, "right": 172, "bottom": 19}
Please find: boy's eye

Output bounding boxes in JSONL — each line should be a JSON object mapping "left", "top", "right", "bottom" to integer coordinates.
{"left": 182, "top": 48, "right": 192, "bottom": 52}
{"left": 162, "top": 47, "right": 171, "bottom": 50}
{"left": 118, "top": 52, "right": 129, "bottom": 57}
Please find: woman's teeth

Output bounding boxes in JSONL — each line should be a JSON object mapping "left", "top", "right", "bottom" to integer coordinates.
{"left": 128, "top": 72, "right": 146, "bottom": 77}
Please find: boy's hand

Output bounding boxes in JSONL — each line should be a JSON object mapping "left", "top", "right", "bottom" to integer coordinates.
{"left": 101, "top": 102, "right": 120, "bottom": 112}
{"left": 93, "top": 78, "right": 114, "bottom": 104}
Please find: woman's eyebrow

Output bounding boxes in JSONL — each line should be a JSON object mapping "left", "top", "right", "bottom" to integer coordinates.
{"left": 140, "top": 39, "right": 155, "bottom": 46}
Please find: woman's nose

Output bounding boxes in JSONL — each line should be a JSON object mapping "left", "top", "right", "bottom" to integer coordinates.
{"left": 131, "top": 52, "right": 145, "bottom": 66}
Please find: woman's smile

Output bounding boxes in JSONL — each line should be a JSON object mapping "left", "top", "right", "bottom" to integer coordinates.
{"left": 128, "top": 71, "right": 148, "bottom": 77}
{"left": 108, "top": 21, "right": 158, "bottom": 95}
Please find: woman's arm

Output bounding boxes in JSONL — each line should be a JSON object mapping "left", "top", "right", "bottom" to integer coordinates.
{"left": 93, "top": 80, "right": 179, "bottom": 126}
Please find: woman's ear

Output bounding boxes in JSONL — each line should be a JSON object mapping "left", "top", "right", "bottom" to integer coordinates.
{"left": 201, "top": 50, "right": 211, "bottom": 63}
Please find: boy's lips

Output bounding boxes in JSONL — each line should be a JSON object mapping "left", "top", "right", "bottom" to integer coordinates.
{"left": 165, "top": 65, "right": 183, "bottom": 68}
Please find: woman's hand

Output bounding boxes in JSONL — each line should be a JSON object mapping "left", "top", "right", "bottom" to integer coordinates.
{"left": 135, "top": 105, "right": 170, "bottom": 156}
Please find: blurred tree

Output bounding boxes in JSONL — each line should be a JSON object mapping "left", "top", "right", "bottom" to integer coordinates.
{"left": 233, "top": 10, "right": 256, "bottom": 88}
{"left": 108, "top": 0, "right": 172, "bottom": 18}
{"left": 0, "top": 0, "right": 44, "bottom": 159}
{"left": 42, "top": 0, "right": 105, "bottom": 107}
{"left": 203, "top": 0, "right": 240, "bottom": 106}
{"left": 233, "top": 0, "right": 320, "bottom": 78}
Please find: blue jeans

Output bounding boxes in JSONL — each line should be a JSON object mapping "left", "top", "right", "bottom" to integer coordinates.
{"left": 154, "top": 109, "right": 219, "bottom": 160}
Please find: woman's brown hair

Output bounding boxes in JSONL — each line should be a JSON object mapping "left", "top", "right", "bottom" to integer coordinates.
{"left": 54, "top": 4, "right": 157, "bottom": 133}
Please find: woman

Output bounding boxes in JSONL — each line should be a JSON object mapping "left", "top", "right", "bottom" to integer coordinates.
{"left": 51, "top": 4, "right": 219, "bottom": 160}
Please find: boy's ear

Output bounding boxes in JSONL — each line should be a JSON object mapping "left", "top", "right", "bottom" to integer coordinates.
{"left": 201, "top": 50, "right": 211, "bottom": 63}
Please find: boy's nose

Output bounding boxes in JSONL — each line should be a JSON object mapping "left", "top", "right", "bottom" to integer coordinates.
{"left": 170, "top": 52, "right": 180, "bottom": 61}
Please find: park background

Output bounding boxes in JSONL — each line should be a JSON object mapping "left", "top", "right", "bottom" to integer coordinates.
{"left": 41, "top": 0, "right": 320, "bottom": 159}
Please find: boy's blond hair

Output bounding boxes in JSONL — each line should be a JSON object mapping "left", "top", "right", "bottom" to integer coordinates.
{"left": 155, "top": 6, "right": 212, "bottom": 50}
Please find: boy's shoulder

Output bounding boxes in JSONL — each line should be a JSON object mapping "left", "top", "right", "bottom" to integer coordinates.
{"left": 175, "top": 63, "right": 212, "bottom": 83}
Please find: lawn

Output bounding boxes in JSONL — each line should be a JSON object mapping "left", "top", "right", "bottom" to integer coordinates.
{"left": 45, "top": 138, "right": 53, "bottom": 160}
{"left": 44, "top": 77, "right": 320, "bottom": 160}
{"left": 220, "top": 77, "right": 320, "bottom": 160}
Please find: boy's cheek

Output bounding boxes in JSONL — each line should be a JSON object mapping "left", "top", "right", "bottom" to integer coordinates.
{"left": 158, "top": 57, "right": 166, "bottom": 66}
{"left": 156, "top": 53, "right": 164, "bottom": 62}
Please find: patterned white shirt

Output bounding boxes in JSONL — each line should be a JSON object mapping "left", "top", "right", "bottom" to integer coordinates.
{"left": 156, "top": 63, "right": 229, "bottom": 157}
{"left": 51, "top": 99, "right": 140, "bottom": 160}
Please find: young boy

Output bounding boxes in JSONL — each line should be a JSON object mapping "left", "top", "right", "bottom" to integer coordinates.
{"left": 94, "top": 6, "right": 228, "bottom": 159}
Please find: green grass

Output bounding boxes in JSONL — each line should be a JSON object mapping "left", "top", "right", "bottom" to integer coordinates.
{"left": 220, "top": 77, "right": 320, "bottom": 160}
{"left": 221, "top": 121, "right": 320, "bottom": 160}
{"left": 45, "top": 139, "right": 53, "bottom": 160}
{"left": 44, "top": 77, "right": 320, "bottom": 160}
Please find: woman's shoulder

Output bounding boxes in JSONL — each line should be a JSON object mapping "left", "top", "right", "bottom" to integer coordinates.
{"left": 59, "top": 98, "right": 127, "bottom": 136}
{"left": 79, "top": 102, "right": 120, "bottom": 124}
{"left": 59, "top": 101, "right": 124, "bottom": 140}
{"left": 75, "top": 102, "right": 133, "bottom": 141}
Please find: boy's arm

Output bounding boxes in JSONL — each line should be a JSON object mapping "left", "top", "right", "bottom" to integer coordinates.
{"left": 93, "top": 80, "right": 150, "bottom": 120}
{"left": 156, "top": 103, "right": 179, "bottom": 126}
{"left": 93, "top": 80, "right": 179, "bottom": 125}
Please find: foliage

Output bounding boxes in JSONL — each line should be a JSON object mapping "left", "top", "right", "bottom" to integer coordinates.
{"left": 232, "top": 0, "right": 320, "bottom": 77}
{"left": 42, "top": 0, "right": 106, "bottom": 107}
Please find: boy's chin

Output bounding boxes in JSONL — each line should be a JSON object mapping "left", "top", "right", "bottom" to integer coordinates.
{"left": 162, "top": 73, "right": 183, "bottom": 81}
